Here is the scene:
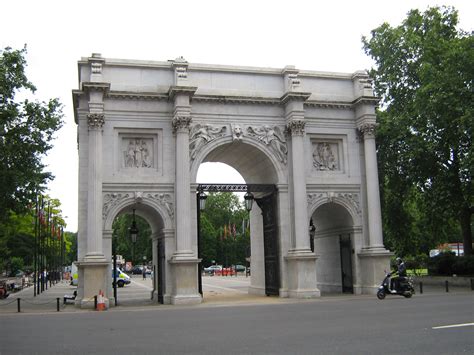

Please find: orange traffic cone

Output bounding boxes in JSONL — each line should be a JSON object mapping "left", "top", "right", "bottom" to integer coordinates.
{"left": 97, "top": 290, "right": 106, "bottom": 311}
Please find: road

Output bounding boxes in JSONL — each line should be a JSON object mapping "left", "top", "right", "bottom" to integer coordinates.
{"left": 1, "top": 277, "right": 473, "bottom": 354}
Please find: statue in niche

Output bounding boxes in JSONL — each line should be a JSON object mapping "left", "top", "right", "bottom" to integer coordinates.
{"left": 124, "top": 139, "right": 153, "bottom": 168}
{"left": 189, "top": 124, "right": 226, "bottom": 160}
{"left": 247, "top": 125, "right": 287, "bottom": 164}
{"left": 313, "top": 142, "right": 337, "bottom": 170}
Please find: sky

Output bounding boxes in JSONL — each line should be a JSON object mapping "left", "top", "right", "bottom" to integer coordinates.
{"left": 1, "top": 0, "right": 472, "bottom": 232}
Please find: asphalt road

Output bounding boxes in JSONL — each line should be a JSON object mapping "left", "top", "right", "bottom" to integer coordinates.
{"left": 1, "top": 289, "right": 473, "bottom": 354}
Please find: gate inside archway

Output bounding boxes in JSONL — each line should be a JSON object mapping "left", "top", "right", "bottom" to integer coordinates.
{"left": 197, "top": 183, "right": 279, "bottom": 297}
{"left": 73, "top": 54, "right": 393, "bottom": 308}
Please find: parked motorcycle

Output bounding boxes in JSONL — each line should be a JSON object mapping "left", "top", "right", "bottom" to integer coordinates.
{"left": 377, "top": 272, "right": 414, "bottom": 300}
{"left": 0, "top": 280, "right": 9, "bottom": 299}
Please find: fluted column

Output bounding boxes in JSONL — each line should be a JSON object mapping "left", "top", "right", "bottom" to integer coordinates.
{"left": 172, "top": 114, "right": 193, "bottom": 257}
{"left": 287, "top": 119, "right": 311, "bottom": 251}
{"left": 358, "top": 123, "right": 384, "bottom": 249}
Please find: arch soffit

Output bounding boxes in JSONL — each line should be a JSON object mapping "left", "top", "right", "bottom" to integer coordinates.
{"left": 307, "top": 192, "right": 362, "bottom": 227}
{"left": 103, "top": 193, "right": 173, "bottom": 232}
{"left": 190, "top": 135, "right": 286, "bottom": 184}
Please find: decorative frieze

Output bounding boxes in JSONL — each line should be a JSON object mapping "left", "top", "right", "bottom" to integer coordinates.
{"left": 146, "top": 193, "right": 174, "bottom": 220}
{"left": 102, "top": 193, "right": 130, "bottom": 220}
{"left": 87, "top": 113, "right": 105, "bottom": 129}
{"left": 247, "top": 125, "right": 288, "bottom": 164}
{"left": 189, "top": 124, "right": 227, "bottom": 161}
{"left": 307, "top": 192, "right": 361, "bottom": 216}
{"left": 231, "top": 124, "right": 243, "bottom": 141}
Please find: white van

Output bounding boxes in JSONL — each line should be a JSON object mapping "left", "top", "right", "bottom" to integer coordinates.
{"left": 113, "top": 268, "right": 131, "bottom": 287}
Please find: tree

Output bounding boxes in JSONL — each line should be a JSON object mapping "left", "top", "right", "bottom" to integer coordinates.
{"left": 363, "top": 6, "right": 473, "bottom": 255}
{"left": 0, "top": 46, "right": 63, "bottom": 221}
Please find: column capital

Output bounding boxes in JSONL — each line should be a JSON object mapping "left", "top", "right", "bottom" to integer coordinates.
{"left": 286, "top": 119, "right": 306, "bottom": 136}
{"left": 172, "top": 115, "right": 192, "bottom": 133}
{"left": 87, "top": 113, "right": 105, "bottom": 129}
{"left": 357, "top": 122, "right": 378, "bottom": 138}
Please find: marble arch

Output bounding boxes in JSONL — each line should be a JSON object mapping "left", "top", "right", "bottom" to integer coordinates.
{"left": 72, "top": 54, "right": 393, "bottom": 308}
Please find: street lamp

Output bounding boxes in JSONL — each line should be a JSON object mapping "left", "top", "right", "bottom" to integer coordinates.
{"left": 129, "top": 209, "right": 139, "bottom": 264}
{"left": 198, "top": 190, "right": 207, "bottom": 211}
{"left": 244, "top": 191, "right": 254, "bottom": 212}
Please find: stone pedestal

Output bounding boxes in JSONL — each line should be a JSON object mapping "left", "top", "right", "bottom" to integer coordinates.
{"left": 170, "top": 259, "right": 202, "bottom": 305}
{"left": 358, "top": 249, "right": 393, "bottom": 294}
{"left": 285, "top": 251, "right": 320, "bottom": 298}
{"left": 77, "top": 261, "right": 110, "bottom": 309}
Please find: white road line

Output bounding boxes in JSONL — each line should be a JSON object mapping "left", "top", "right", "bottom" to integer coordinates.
{"left": 432, "top": 323, "right": 474, "bottom": 330}
{"left": 130, "top": 280, "right": 153, "bottom": 290}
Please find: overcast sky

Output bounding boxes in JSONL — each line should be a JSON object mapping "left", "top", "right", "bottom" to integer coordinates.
{"left": 1, "top": 0, "right": 472, "bottom": 232}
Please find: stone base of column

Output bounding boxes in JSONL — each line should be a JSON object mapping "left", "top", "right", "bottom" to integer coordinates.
{"left": 76, "top": 260, "right": 110, "bottom": 309}
{"left": 248, "top": 285, "right": 266, "bottom": 296}
{"left": 152, "top": 290, "right": 171, "bottom": 304}
{"left": 285, "top": 249, "right": 321, "bottom": 298}
{"left": 170, "top": 257, "right": 202, "bottom": 305}
{"left": 358, "top": 248, "right": 393, "bottom": 294}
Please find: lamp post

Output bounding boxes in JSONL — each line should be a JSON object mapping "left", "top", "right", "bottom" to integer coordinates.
{"left": 129, "top": 209, "right": 139, "bottom": 266}
{"left": 244, "top": 191, "right": 254, "bottom": 212}
{"left": 309, "top": 218, "right": 316, "bottom": 253}
{"left": 113, "top": 231, "right": 117, "bottom": 306}
{"left": 197, "top": 189, "right": 207, "bottom": 295}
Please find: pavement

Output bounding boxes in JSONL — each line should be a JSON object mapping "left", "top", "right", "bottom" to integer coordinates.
{"left": 0, "top": 274, "right": 472, "bottom": 314}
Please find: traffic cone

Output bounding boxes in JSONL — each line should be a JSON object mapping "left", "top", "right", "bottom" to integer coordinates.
{"left": 97, "top": 290, "right": 106, "bottom": 311}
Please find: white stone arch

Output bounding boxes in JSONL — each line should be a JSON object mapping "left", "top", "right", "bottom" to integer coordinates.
{"left": 103, "top": 192, "right": 173, "bottom": 232}
{"left": 190, "top": 134, "right": 287, "bottom": 185}
{"left": 307, "top": 191, "right": 362, "bottom": 228}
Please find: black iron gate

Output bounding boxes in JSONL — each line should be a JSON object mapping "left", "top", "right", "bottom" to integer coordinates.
{"left": 197, "top": 184, "right": 279, "bottom": 297}
{"left": 339, "top": 234, "right": 353, "bottom": 293}
{"left": 256, "top": 192, "right": 280, "bottom": 296}
{"left": 157, "top": 238, "right": 165, "bottom": 303}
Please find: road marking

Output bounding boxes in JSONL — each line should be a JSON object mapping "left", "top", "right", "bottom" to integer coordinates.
{"left": 130, "top": 280, "right": 153, "bottom": 290}
{"left": 432, "top": 323, "right": 474, "bottom": 330}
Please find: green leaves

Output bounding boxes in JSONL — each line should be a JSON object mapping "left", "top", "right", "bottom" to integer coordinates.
{"left": 364, "top": 6, "right": 473, "bottom": 255}
{"left": 0, "top": 46, "right": 63, "bottom": 220}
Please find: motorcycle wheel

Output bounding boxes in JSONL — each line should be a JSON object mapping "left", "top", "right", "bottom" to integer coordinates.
{"left": 377, "top": 290, "right": 386, "bottom": 300}
{"left": 403, "top": 292, "right": 412, "bottom": 298}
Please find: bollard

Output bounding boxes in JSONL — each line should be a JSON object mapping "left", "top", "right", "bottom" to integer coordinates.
{"left": 471, "top": 279, "right": 474, "bottom": 291}
{"left": 17, "top": 298, "right": 21, "bottom": 313}
{"left": 419, "top": 282, "right": 423, "bottom": 294}
{"left": 94, "top": 295, "right": 98, "bottom": 310}
{"left": 445, "top": 280, "right": 449, "bottom": 292}
{"left": 57, "top": 298, "right": 60, "bottom": 312}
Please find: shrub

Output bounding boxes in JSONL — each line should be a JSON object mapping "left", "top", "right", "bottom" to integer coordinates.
{"left": 428, "top": 252, "right": 474, "bottom": 276}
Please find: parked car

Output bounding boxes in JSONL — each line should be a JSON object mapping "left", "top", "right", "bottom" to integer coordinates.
{"left": 203, "top": 265, "right": 222, "bottom": 274}
{"left": 131, "top": 266, "right": 143, "bottom": 275}
{"left": 234, "top": 265, "right": 246, "bottom": 272}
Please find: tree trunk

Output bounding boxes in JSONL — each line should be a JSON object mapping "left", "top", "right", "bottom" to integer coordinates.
{"left": 460, "top": 206, "right": 472, "bottom": 256}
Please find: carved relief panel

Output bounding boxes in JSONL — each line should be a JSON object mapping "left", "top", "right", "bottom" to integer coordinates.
{"left": 310, "top": 138, "right": 344, "bottom": 173}
{"left": 116, "top": 130, "right": 162, "bottom": 175}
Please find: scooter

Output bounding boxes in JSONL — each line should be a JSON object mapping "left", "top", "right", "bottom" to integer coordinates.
{"left": 377, "top": 272, "right": 414, "bottom": 300}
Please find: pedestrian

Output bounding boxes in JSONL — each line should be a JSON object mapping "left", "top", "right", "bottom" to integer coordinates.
{"left": 142, "top": 266, "right": 146, "bottom": 280}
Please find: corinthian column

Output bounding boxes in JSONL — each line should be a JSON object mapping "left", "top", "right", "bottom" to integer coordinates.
{"left": 359, "top": 123, "right": 384, "bottom": 249}
{"left": 287, "top": 119, "right": 311, "bottom": 252}
{"left": 85, "top": 112, "right": 106, "bottom": 259}
{"left": 172, "top": 114, "right": 194, "bottom": 258}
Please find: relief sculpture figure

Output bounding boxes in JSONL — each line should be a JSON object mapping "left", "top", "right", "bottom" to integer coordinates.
{"left": 189, "top": 124, "right": 226, "bottom": 160}
{"left": 247, "top": 125, "right": 287, "bottom": 164}
{"left": 313, "top": 142, "right": 337, "bottom": 170}
{"left": 124, "top": 139, "right": 153, "bottom": 168}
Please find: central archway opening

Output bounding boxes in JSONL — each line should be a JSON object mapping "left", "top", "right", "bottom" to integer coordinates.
{"left": 194, "top": 136, "right": 282, "bottom": 302}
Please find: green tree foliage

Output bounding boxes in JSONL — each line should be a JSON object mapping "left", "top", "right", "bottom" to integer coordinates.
{"left": 112, "top": 213, "right": 152, "bottom": 265}
{"left": 0, "top": 46, "right": 63, "bottom": 221}
{"left": 200, "top": 192, "right": 250, "bottom": 266}
{"left": 363, "top": 6, "right": 473, "bottom": 255}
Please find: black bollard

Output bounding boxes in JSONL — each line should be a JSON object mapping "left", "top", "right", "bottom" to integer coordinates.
{"left": 445, "top": 280, "right": 449, "bottom": 292}
{"left": 94, "top": 295, "right": 98, "bottom": 310}
{"left": 419, "top": 282, "right": 423, "bottom": 294}
{"left": 57, "top": 298, "right": 60, "bottom": 312}
{"left": 471, "top": 279, "right": 474, "bottom": 291}
{"left": 17, "top": 298, "right": 21, "bottom": 313}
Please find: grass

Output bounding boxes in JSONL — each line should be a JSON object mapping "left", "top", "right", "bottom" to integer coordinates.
{"left": 407, "top": 269, "right": 428, "bottom": 276}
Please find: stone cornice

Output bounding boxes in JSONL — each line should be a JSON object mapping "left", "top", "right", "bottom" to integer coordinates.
{"left": 168, "top": 86, "right": 197, "bottom": 100}
{"left": 305, "top": 100, "right": 352, "bottom": 110}
{"left": 108, "top": 92, "right": 169, "bottom": 101}
{"left": 193, "top": 94, "right": 280, "bottom": 105}
{"left": 81, "top": 82, "right": 110, "bottom": 93}
{"left": 280, "top": 91, "right": 312, "bottom": 105}
{"left": 352, "top": 96, "right": 380, "bottom": 107}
